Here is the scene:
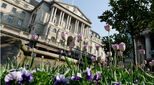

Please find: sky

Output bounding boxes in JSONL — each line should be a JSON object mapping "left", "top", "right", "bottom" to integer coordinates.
{"left": 36, "top": 0, "right": 118, "bottom": 37}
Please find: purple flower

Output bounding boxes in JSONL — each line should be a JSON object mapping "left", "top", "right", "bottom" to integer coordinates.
{"left": 85, "top": 68, "right": 93, "bottom": 81}
{"left": 107, "top": 51, "right": 112, "bottom": 57}
{"left": 10, "top": 69, "right": 19, "bottom": 72}
{"left": 31, "top": 53, "right": 36, "bottom": 56}
{"left": 68, "top": 51, "right": 71, "bottom": 56}
{"left": 71, "top": 73, "right": 82, "bottom": 81}
{"left": 110, "top": 57, "right": 113, "bottom": 61}
{"left": 77, "top": 34, "right": 83, "bottom": 41}
{"left": 93, "top": 71, "right": 101, "bottom": 85}
{"left": 60, "top": 50, "right": 64, "bottom": 54}
{"left": 119, "top": 42, "right": 126, "bottom": 52}
{"left": 61, "top": 32, "right": 67, "bottom": 40}
{"left": 129, "top": 69, "right": 131, "bottom": 73}
{"left": 144, "top": 60, "right": 147, "bottom": 64}
{"left": 83, "top": 45, "right": 88, "bottom": 51}
{"left": 54, "top": 74, "right": 68, "bottom": 85}
{"left": 152, "top": 60, "right": 154, "bottom": 64}
{"left": 26, "top": 64, "right": 30, "bottom": 68}
{"left": 141, "top": 64, "right": 145, "bottom": 67}
{"left": 95, "top": 45, "right": 100, "bottom": 50}
{"left": 112, "top": 44, "right": 119, "bottom": 50}
{"left": 97, "top": 56, "right": 102, "bottom": 61}
{"left": 118, "top": 51, "right": 123, "bottom": 57}
{"left": 21, "top": 68, "right": 33, "bottom": 83}
{"left": 36, "top": 68, "right": 40, "bottom": 72}
{"left": 69, "top": 46, "right": 73, "bottom": 50}
{"left": 32, "top": 34, "right": 38, "bottom": 40}
{"left": 5, "top": 71, "right": 23, "bottom": 85}
{"left": 91, "top": 56, "right": 96, "bottom": 61}
{"left": 41, "top": 56, "right": 44, "bottom": 59}
{"left": 104, "top": 24, "right": 111, "bottom": 31}
{"left": 139, "top": 49, "right": 145, "bottom": 55}
{"left": 78, "top": 55, "right": 82, "bottom": 59}
{"left": 73, "top": 40, "right": 76, "bottom": 45}
{"left": 149, "top": 62, "right": 153, "bottom": 66}
{"left": 27, "top": 46, "right": 31, "bottom": 50}
{"left": 147, "top": 68, "right": 150, "bottom": 71}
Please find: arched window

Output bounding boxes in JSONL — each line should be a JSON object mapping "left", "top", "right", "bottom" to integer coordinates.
{"left": 60, "top": 40, "right": 65, "bottom": 46}
{"left": 53, "top": 29, "right": 56, "bottom": 33}
{"left": 51, "top": 37, "right": 56, "bottom": 43}
{"left": 67, "top": 36, "right": 74, "bottom": 47}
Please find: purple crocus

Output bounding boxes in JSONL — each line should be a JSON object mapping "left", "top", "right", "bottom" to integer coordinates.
{"left": 91, "top": 56, "right": 96, "bottom": 61}
{"left": 77, "top": 34, "right": 83, "bottom": 41}
{"left": 31, "top": 53, "right": 36, "bottom": 56}
{"left": 118, "top": 51, "right": 123, "bottom": 57}
{"left": 96, "top": 45, "right": 100, "bottom": 51}
{"left": 144, "top": 60, "right": 147, "bottom": 64}
{"left": 139, "top": 49, "right": 145, "bottom": 55}
{"left": 61, "top": 32, "right": 67, "bottom": 40}
{"left": 68, "top": 51, "right": 71, "bottom": 56}
{"left": 97, "top": 56, "right": 102, "bottom": 61}
{"left": 147, "top": 68, "right": 150, "bottom": 71}
{"left": 119, "top": 42, "right": 126, "bottom": 52}
{"left": 54, "top": 74, "right": 68, "bottom": 85}
{"left": 71, "top": 73, "right": 82, "bottom": 81}
{"left": 107, "top": 51, "right": 112, "bottom": 57}
{"left": 141, "top": 64, "right": 145, "bottom": 67}
{"left": 112, "top": 44, "right": 119, "bottom": 50}
{"left": 85, "top": 68, "right": 93, "bottom": 81}
{"left": 93, "top": 71, "right": 101, "bottom": 85}
{"left": 104, "top": 24, "right": 111, "bottom": 32}
{"left": 27, "top": 46, "right": 31, "bottom": 50}
{"left": 5, "top": 71, "right": 23, "bottom": 85}
{"left": 83, "top": 45, "right": 88, "bottom": 51}
{"left": 20, "top": 68, "right": 33, "bottom": 83}
{"left": 60, "top": 50, "right": 64, "bottom": 54}
{"left": 32, "top": 34, "right": 38, "bottom": 40}
{"left": 149, "top": 62, "right": 153, "bottom": 66}
{"left": 26, "top": 64, "right": 30, "bottom": 68}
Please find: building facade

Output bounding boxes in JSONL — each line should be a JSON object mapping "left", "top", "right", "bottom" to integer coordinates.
{"left": 0, "top": 0, "right": 105, "bottom": 58}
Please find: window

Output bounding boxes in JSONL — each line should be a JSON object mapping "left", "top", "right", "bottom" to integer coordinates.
{"left": 21, "top": 11, "right": 25, "bottom": 17}
{"left": 53, "top": 29, "right": 56, "bottom": 33}
{"left": 12, "top": 8, "right": 16, "bottom": 13}
{"left": 7, "top": 15, "right": 14, "bottom": 23}
{"left": 0, "top": 12, "right": 3, "bottom": 22}
{"left": 51, "top": 37, "right": 56, "bottom": 43}
{"left": 24, "top": 0, "right": 30, "bottom": 3}
{"left": 17, "top": 19, "right": 23, "bottom": 27}
{"left": 1, "top": 3, "right": 7, "bottom": 8}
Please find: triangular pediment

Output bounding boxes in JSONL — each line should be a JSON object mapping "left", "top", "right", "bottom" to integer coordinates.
{"left": 55, "top": 1, "right": 91, "bottom": 23}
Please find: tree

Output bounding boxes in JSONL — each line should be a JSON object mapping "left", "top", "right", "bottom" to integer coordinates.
{"left": 99, "top": 0, "right": 153, "bottom": 65}
{"left": 102, "top": 33, "right": 132, "bottom": 58}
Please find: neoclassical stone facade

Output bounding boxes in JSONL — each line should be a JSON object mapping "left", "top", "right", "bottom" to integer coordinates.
{"left": 0, "top": 0, "right": 105, "bottom": 58}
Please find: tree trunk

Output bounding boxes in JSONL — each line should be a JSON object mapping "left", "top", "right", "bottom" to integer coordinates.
{"left": 131, "top": 35, "right": 137, "bottom": 66}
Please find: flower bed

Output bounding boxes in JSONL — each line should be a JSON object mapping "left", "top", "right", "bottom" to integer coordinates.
{"left": 0, "top": 26, "right": 154, "bottom": 85}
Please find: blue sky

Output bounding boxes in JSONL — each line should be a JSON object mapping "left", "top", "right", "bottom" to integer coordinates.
{"left": 36, "top": 0, "right": 118, "bottom": 37}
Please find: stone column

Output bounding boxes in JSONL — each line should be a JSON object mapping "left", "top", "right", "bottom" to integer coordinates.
{"left": 76, "top": 21, "right": 79, "bottom": 34}
{"left": 82, "top": 24, "right": 85, "bottom": 35}
{"left": 52, "top": 8, "right": 57, "bottom": 22}
{"left": 81, "top": 23, "right": 83, "bottom": 34}
{"left": 74, "top": 20, "right": 77, "bottom": 33}
{"left": 50, "top": 7, "right": 55, "bottom": 22}
{"left": 60, "top": 12, "right": 65, "bottom": 26}
{"left": 58, "top": 11, "right": 63, "bottom": 26}
{"left": 67, "top": 16, "right": 72, "bottom": 30}
{"left": 145, "top": 34, "right": 151, "bottom": 59}
{"left": 65, "top": 15, "right": 70, "bottom": 29}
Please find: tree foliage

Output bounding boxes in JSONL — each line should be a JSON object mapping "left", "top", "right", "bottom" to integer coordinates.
{"left": 102, "top": 33, "right": 132, "bottom": 57}
{"left": 99, "top": 0, "right": 153, "bottom": 36}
